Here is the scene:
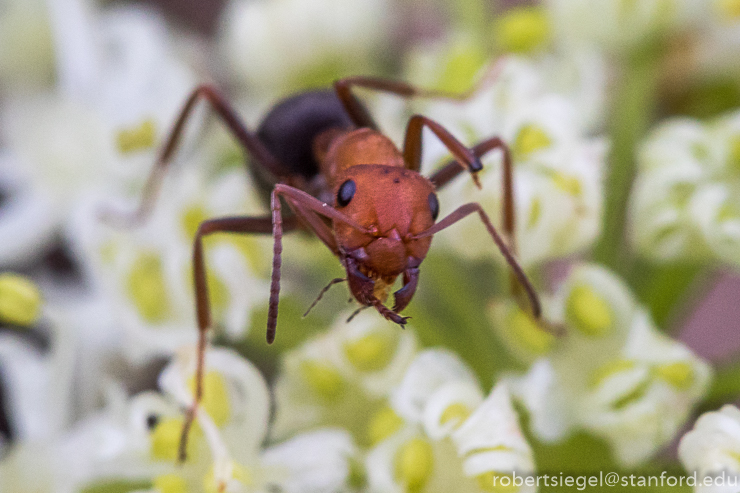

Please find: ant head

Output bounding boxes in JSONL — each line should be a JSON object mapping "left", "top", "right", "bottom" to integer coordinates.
{"left": 332, "top": 164, "right": 438, "bottom": 281}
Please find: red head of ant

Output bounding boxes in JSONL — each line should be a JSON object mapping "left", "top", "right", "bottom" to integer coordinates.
{"left": 104, "top": 73, "right": 542, "bottom": 462}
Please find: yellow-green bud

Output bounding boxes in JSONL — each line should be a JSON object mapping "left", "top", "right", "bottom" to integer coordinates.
{"left": 439, "top": 402, "right": 471, "bottom": 428}
{"left": 115, "top": 118, "right": 157, "bottom": 154}
{"left": 513, "top": 124, "right": 551, "bottom": 161}
{"left": 476, "top": 471, "right": 519, "bottom": 492}
{"left": 565, "top": 285, "right": 613, "bottom": 337}
{"left": 343, "top": 331, "right": 395, "bottom": 372}
{"left": 126, "top": 252, "right": 171, "bottom": 323}
{"left": 655, "top": 361, "right": 694, "bottom": 390}
{"left": 367, "top": 406, "right": 404, "bottom": 446}
{"left": 150, "top": 417, "right": 196, "bottom": 462}
{"left": 0, "top": 273, "right": 42, "bottom": 327}
{"left": 394, "top": 438, "right": 434, "bottom": 492}
{"left": 300, "top": 360, "right": 344, "bottom": 401}
{"left": 506, "top": 306, "right": 555, "bottom": 356}
{"left": 188, "top": 371, "right": 231, "bottom": 426}
{"left": 493, "top": 6, "right": 551, "bottom": 54}
{"left": 153, "top": 474, "right": 188, "bottom": 493}
{"left": 590, "top": 359, "right": 635, "bottom": 388}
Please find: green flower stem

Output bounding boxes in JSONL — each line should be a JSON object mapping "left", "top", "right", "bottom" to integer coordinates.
{"left": 593, "top": 47, "right": 662, "bottom": 274}
{"left": 629, "top": 261, "right": 708, "bottom": 330}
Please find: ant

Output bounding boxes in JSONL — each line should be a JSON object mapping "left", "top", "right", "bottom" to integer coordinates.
{"left": 107, "top": 71, "right": 542, "bottom": 461}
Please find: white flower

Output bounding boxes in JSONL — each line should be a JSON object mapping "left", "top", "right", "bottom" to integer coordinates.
{"left": 405, "top": 56, "right": 607, "bottom": 267}
{"left": 365, "top": 349, "right": 535, "bottom": 493}
{"left": 1, "top": 346, "right": 359, "bottom": 493}
{"left": 630, "top": 109, "right": 740, "bottom": 266}
{"left": 0, "top": 4, "right": 198, "bottom": 265}
{"left": 69, "top": 166, "right": 271, "bottom": 361}
{"left": 219, "top": 0, "right": 392, "bottom": 96}
{"left": 505, "top": 263, "right": 712, "bottom": 466}
{"left": 271, "top": 310, "right": 418, "bottom": 443}
{"left": 679, "top": 405, "right": 740, "bottom": 493}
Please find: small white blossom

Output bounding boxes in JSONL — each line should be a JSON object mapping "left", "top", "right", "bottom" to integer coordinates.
{"left": 630, "top": 109, "right": 740, "bottom": 266}
{"left": 271, "top": 310, "right": 418, "bottom": 443}
{"left": 0, "top": 5, "right": 198, "bottom": 265}
{"left": 505, "top": 263, "right": 712, "bottom": 466}
{"left": 679, "top": 405, "right": 740, "bottom": 493}
{"left": 407, "top": 56, "right": 606, "bottom": 266}
{"left": 365, "top": 349, "right": 535, "bottom": 493}
{"left": 70, "top": 167, "right": 271, "bottom": 361}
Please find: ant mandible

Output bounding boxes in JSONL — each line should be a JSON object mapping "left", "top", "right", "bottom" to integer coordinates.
{"left": 108, "top": 71, "right": 542, "bottom": 461}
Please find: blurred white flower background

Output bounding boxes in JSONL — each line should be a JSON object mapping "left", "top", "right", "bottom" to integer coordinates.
{"left": 2, "top": 0, "right": 740, "bottom": 492}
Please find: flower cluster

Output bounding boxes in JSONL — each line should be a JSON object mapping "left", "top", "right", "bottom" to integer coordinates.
{"left": 1, "top": 0, "right": 740, "bottom": 492}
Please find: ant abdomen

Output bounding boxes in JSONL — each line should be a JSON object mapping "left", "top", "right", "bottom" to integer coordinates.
{"left": 252, "top": 90, "right": 357, "bottom": 194}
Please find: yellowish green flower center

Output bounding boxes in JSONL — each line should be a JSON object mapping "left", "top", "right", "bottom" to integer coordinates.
{"left": 367, "top": 406, "right": 404, "bottom": 445}
{"left": 727, "top": 135, "right": 740, "bottom": 173}
{"left": 150, "top": 417, "right": 196, "bottom": 462}
{"left": 506, "top": 306, "right": 555, "bottom": 355}
{"left": 493, "top": 6, "right": 551, "bottom": 54}
{"left": 439, "top": 402, "right": 471, "bottom": 428}
{"left": 153, "top": 473, "right": 188, "bottom": 493}
{"left": 513, "top": 124, "right": 551, "bottom": 161}
{"left": 434, "top": 38, "right": 488, "bottom": 94}
{"left": 188, "top": 371, "right": 231, "bottom": 426}
{"left": 204, "top": 462, "right": 253, "bottom": 493}
{"left": 115, "top": 118, "right": 157, "bottom": 154}
{"left": 654, "top": 361, "right": 695, "bottom": 390}
{"left": 300, "top": 360, "right": 345, "bottom": 401}
{"left": 182, "top": 205, "right": 208, "bottom": 241}
{"left": 477, "top": 471, "right": 520, "bottom": 492}
{"left": 590, "top": 359, "right": 636, "bottom": 388}
{"left": 716, "top": 0, "right": 740, "bottom": 20}
{"left": 552, "top": 173, "right": 583, "bottom": 197}
{"left": 527, "top": 198, "right": 542, "bottom": 228}
{"left": 718, "top": 202, "right": 740, "bottom": 223}
{"left": 0, "top": 273, "right": 42, "bottom": 327}
{"left": 394, "top": 438, "right": 434, "bottom": 493}
{"left": 343, "top": 331, "right": 396, "bottom": 372}
{"left": 127, "top": 252, "right": 171, "bottom": 323}
{"left": 565, "top": 285, "right": 613, "bottom": 337}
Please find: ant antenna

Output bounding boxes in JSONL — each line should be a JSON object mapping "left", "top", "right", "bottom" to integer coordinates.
{"left": 346, "top": 305, "right": 370, "bottom": 323}
{"left": 303, "top": 278, "right": 346, "bottom": 317}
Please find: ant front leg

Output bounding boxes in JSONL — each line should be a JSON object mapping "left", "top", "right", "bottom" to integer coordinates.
{"left": 430, "top": 136, "right": 516, "bottom": 253}
{"left": 102, "top": 85, "right": 289, "bottom": 226}
{"left": 411, "top": 202, "right": 541, "bottom": 320}
{"left": 402, "top": 115, "right": 483, "bottom": 186}
{"left": 180, "top": 214, "right": 299, "bottom": 462}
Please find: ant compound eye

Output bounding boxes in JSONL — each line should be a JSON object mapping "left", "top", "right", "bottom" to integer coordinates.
{"left": 428, "top": 192, "right": 439, "bottom": 221}
{"left": 337, "top": 179, "right": 356, "bottom": 207}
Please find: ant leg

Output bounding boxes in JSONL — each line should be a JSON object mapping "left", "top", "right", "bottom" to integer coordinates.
{"left": 402, "top": 115, "right": 482, "bottom": 186}
{"left": 333, "top": 65, "right": 505, "bottom": 129}
{"left": 180, "top": 214, "right": 299, "bottom": 462}
{"left": 103, "top": 85, "right": 288, "bottom": 226}
{"left": 430, "top": 136, "right": 516, "bottom": 252}
{"left": 411, "top": 202, "right": 541, "bottom": 319}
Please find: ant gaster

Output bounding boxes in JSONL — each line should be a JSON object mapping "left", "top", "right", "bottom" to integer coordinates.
{"left": 106, "top": 72, "right": 542, "bottom": 461}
